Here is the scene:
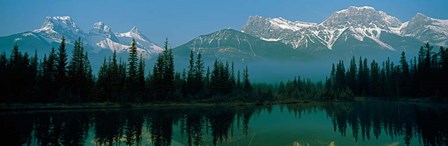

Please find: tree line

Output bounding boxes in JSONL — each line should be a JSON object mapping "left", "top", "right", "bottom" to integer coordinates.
{"left": 326, "top": 42, "right": 448, "bottom": 99}
{"left": 274, "top": 42, "right": 448, "bottom": 101}
{"left": 1, "top": 36, "right": 446, "bottom": 103}
{"left": 0, "top": 37, "right": 261, "bottom": 103}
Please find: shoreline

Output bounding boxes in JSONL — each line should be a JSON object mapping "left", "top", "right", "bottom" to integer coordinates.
{"left": 1, "top": 97, "right": 446, "bottom": 111}
{"left": 0, "top": 100, "right": 307, "bottom": 111}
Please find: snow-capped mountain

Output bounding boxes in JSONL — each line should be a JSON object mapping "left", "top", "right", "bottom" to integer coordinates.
{"left": 173, "top": 29, "right": 310, "bottom": 62}
{"left": 33, "top": 16, "right": 85, "bottom": 43}
{"left": 242, "top": 6, "right": 446, "bottom": 53}
{"left": 401, "top": 13, "right": 448, "bottom": 47}
{"left": 0, "top": 16, "right": 162, "bottom": 59}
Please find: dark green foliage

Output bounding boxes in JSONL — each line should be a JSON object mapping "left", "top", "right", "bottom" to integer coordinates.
{"left": 152, "top": 39, "right": 175, "bottom": 100}
{"left": 210, "top": 60, "right": 235, "bottom": 96}
{"left": 56, "top": 37, "right": 68, "bottom": 99}
{"left": 277, "top": 76, "right": 327, "bottom": 100}
{"left": 127, "top": 39, "right": 139, "bottom": 99}
{"left": 67, "top": 38, "right": 92, "bottom": 102}
{"left": 185, "top": 50, "right": 204, "bottom": 97}
{"left": 325, "top": 43, "right": 448, "bottom": 99}
{"left": 4, "top": 36, "right": 445, "bottom": 103}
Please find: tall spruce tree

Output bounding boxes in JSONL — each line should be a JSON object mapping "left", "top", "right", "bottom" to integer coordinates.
{"left": 187, "top": 49, "right": 195, "bottom": 95}
{"left": 56, "top": 36, "right": 68, "bottom": 98}
{"left": 137, "top": 54, "right": 145, "bottom": 93}
{"left": 399, "top": 51, "right": 410, "bottom": 97}
{"left": 127, "top": 38, "right": 138, "bottom": 99}
{"left": 194, "top": 52, "right": 204, "bottom": 96}
{"left": 243, "top": 65, "right": 251, "bottom": 92}
{"left": 68, "top": 38, "right": 85, "bottom": 101}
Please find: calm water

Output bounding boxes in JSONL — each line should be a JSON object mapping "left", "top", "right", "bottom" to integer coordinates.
{"left": 1, "top": 101, "right": 448, "bottom": 146}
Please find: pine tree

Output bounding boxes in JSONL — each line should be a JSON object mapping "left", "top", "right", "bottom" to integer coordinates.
{"left": 347, "top": 56, "right": 357, "bottom": 93}
{"left": 56, "top": 37, "right": 68, "bottom": 99}
{"left": 137, "top": 54, "right": 145, "bottom": 94}
{"left": 127, "top": 38, "right": 138, "bottom": 99}
{"left": 399, "top": 51, "right": 410, "bottom": 97}
{"left": 164, "top": 41, "right": 175, "bottom": 99}
{"left": 187, "top": 49, "right": 195, "bottom": 95}
{"left": 370, "top": 60, "right": 379, "bottom": 97}
{"left": 68, "top": 38, "right": 85, "bottom": 101}
{"left": 243, "top": 65, "right": 252, "bottom": 92}
{"left": 41, "top": 47, "right": 57, "bottom": 101}
{"left": 152, "top": 39, "right": 175, "bottom": 100}
{"left": 97, "top": 58, "right": 110, "bottom": 101}
{"left": 194, "top": 52, "right": 204, "bottom": 96}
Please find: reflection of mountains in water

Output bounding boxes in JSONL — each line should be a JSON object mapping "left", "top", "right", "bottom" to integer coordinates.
{"left": 1, "top": 101, "right": 447, "bottom": 146}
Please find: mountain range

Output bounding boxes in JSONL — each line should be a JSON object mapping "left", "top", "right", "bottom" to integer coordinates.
{"left": 0, "top": 16, "right": 163, "bottom": 59}
{"left": 242, "top": 6, "right": 447, "bottom": 51}
{"left": 1, "top": 6, "right": 447, "bottom": 81}
{"left": 173, "top": 6, "right": 448, "bottom": 64}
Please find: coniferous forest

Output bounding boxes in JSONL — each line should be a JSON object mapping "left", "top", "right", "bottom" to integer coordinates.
{"left": 0, "top": 37, "right": 264, "bottom": 103}
{"left": 0, "top": 36, "right": 447, "bottom": 104}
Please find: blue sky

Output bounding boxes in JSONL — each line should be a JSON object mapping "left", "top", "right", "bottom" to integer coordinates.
{"left": 1, "top": 0, "right": 447, "bottom": 47}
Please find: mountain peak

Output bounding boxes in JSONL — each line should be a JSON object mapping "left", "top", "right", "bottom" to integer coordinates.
{"left": 34, "top": 16, "right": 80, "bottom": 33}
{"left": 90, "top": 21, "right": 118, "bottom": 41}
{"left": 412, "top": 13, "right": 431, "bottom": 21}
{"left": 130, "top": 26, "right": 141, "bottom": 34}
{"left": 323, "top": 6, "right": 401, "bottom": 28}
{"left": 92, "top": 21, "right": 111, "bottom": 33}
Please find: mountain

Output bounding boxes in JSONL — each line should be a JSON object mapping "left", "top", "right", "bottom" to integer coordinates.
{"left": 401, "top": 13, "right": 448, "bottom": 47}
{"left": 0, "top": 16, "right": 162, "bottom": 59}
{"left": 241, "top": 6, "right": 446, "bottom": 58}
{"left": 173, "top": 29, "right": 312, "bottom": 63}
{"left": 173, "top": 29, "right": 320, "bottom": 82}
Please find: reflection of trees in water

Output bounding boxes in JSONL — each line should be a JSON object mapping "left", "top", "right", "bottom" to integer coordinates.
{"left": 178, "top": 106, "right": 258, "bottom": 146}
{"left": 321, "top": 102, "right": 448, "bottom": 146}
{"left": 0, "top": 114, "right": 33, "bottom": 145}
{"left": 94, "top": 111, "right": 125, "bottom": 145}
{"left": 3, "top": 102, "right": 447, "bottom": 146}
{"left": 124, "top": 110, "right": 144, "bottom": 146}
{"left": 19, "top": 112, "right": 90, "bottom": 146}
{"left": 148, "top": 111, "right": 175, "bottom": 146}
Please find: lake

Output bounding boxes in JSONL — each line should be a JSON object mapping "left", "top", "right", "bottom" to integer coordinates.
{"left": 1, "top": 101, "right": 447, "bottom": 146}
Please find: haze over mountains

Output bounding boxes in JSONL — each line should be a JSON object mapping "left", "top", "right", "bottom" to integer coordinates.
{"left": 1, "top": 6, "right": 447, "bottom": 81}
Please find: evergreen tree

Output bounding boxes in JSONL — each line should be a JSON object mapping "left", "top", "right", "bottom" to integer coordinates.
{"left": 127, "top": 38, "right": 138, "bottom": 99}
{"left": 243, "top": 65, "right": 251, "bottom": 92}
{"left": 370, "top": 60, "right": 379, "bottom": 97}
{"left": 68, "top": 38, "right": 86, "bottom": 101}
{"left": 347, "top": 56, "right": 357, "bottom": 92}
{"left": 56, "top": 37, "right": 68, "bottom": 99}
{"left": 163, "top": 40, "right": 175, "bottom": 99}
{"left": 399, "top": 51, "right": 410, "bottom": 97}
{"left": 152, "top": 39, "right": 175, "bottom": 100}
{"left": 187, "top": 49, "right": 195, "bottom": 96}
{"left": 194, "top": 52, "right": 204, "bottom": 96}
{"left": 42, "top": 47, "right": 57, "bottom": 101}
{"left": 137, "top": 54, "right": 145, "bottom": 94}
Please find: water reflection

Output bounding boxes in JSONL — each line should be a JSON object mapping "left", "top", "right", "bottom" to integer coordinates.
{"left": 1, "top": 101, "right": 447, "bottom": 146}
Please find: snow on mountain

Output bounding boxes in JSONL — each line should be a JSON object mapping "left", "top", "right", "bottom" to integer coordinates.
{"left": 89, "top": 21, "right": 119, "bottom": 42}
{"left": 268, "top": 17, "right": 317, "bottom": 31}
{"left": 33, "top": 16, "right": 85, "bottom": 43}
{"left": 173, "top": 29, "right": 308, "bottom": 62}
{"left": 1, "top": 16, "right": 163, "bottom": 59}
{"left": 401, "top": 13, "right": 448, "bottom": 46}
{"left": 115, "top": 27, "right": 164, "bottom": 56}
{"left": 242, "top": 6, "right": 447, "bottom": 52}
